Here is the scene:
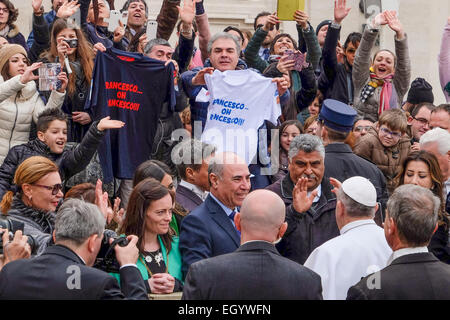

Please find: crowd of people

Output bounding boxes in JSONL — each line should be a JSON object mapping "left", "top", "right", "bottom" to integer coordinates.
{"left": 0, "top": 0, "right": 448, "bottom": 300}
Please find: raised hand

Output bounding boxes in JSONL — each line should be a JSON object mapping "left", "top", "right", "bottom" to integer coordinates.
{"left": 32, "top": 0, "right": 43, "bottom": 13}
{"left": 93, "top": 42, "right": 107, "bottom": 55}
{"left": 112, "top": 197, "right": 125, "bottom": 226}
{"left": 294, "top": 10, "right": 309, "bottom": 29}
{"left": 334, "top": 0, "right": 351, "bottom": 24}
{"left": 262, "top": 13, "right": 279, "bottom": 32}
{"left": 329, "top": 177, "right": 342, "bottom": 195}
{"left": 292, "top": 177, "right": 318, "bottom": 213}
{"left": 56, "top": 0, "right": 80, "bottom": 19}
{"left": 94, "top": 179, "right": 109, "bottom": 220}
{"left": 384, "top": 11, "right": 404, "bottom": 39}
{"left": 371, "top": 12, "right": 388, "bottom": 28}
{"left": 192, "top": 67, "right": 214, "bottom": 86}
{"left": 177, "top": 0, "right": 196, "bottom": 26}
{"left": 97, "top": 116, "right": 125, "bottom": 131}
{"left": 138, "top": 33, "right": 148, "bottom": 54}
{"left": 113, "top": 20, "right": 125, "bottom": 43}
{"left": 19, "top": 62, "right": 41, "bottom": 84}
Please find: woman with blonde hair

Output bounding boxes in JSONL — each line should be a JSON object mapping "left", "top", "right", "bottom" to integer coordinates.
{"left": 1, "top": 156, "right": 63, "bottom": 255}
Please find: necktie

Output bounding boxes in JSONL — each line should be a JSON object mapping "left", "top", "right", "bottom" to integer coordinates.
{"left": 229, "top": 209, "right": 241, "bottom": 236}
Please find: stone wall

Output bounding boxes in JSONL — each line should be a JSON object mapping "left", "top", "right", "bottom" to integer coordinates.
{"left": 12, "top": 0, "right": 450, "bottom": 103}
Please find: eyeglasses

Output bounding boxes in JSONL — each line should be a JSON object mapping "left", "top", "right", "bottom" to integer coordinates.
{"left": 33, "top": 184, "right": 63, "bottom": 195}
{"left": 412, "top": 116, "right": 429, "bottom": 126}
{"left": 380, "top": 127, "right": 402, "bottom": 139}
{"left": 0, "top": 8, "right": 9, "bottom": 13}
{"left": 354, "top": 125, "right": 371, "bottom": 132}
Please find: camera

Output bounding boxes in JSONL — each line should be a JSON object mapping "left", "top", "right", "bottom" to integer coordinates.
{"left": 93, "top": 230, "right": 129, "bottom": 273}
{"left": 63, "top": 38, "right": 78, "bottom": 48}
{"left": 0, "top": 217, "right": 37, "bottom": 255}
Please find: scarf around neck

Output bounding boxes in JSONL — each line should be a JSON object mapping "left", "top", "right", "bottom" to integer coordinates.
{"left": 8, "top": 195, "right": 55, "bottom": 234}
{"left": 360, "top": 67, "right": 395, "bottom": 115}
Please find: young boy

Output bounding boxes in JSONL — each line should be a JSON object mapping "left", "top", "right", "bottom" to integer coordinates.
{"left": 354, "top": 109, "right": 411, "bottom": 193}
{"left": 0, "top": 108, "right": 124, "bottom": 199}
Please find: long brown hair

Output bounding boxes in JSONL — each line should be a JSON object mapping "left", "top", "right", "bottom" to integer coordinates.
{"left": 42, "top": 18, "right": 94, "bottom": 97}
{"left": 395, "top": 150, "right": 448, "bottom": 229}
{"left": 0, "top": 156, "right": 59, "bottom": 214}
{"left": 119, "top": 178, "right": 175, "bottom": 253}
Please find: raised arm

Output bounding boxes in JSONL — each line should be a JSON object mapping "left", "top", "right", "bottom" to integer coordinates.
{"left": 156, "top": 0, "right": 180, "bottom": 41}
{"left": 439, "top": 17, "right": 450, "bottom": 102}
{"left": 295, "top": 10, "right": 321, "bottom": 70}
{"left": 195, "top": 0, "right": 211, "bottom": 64}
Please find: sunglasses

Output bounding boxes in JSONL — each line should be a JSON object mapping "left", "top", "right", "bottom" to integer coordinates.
{"left": 33, "top": 183, "right": 63, "bottom": 195}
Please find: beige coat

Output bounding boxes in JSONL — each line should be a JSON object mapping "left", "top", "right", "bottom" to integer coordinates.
{"left": 0, "top": 75, "right": 65, "bottom": 164}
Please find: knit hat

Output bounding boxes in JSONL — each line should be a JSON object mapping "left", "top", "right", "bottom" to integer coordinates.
{"left": 316, "top": 20, "right": 332, "bottom": 35}
{"left": 0, "top": 44, "right": 27, "bottom": 73}
{"left": 407, "top": 78, "right": 434, "bottom": 104}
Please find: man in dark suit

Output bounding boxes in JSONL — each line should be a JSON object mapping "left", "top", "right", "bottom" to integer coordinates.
{"left": 182, "top": 189, "right": 323, "bottom": 300}
{"left": 174, "top": 139, "right": 216, "bottom": 212}
{"left": 347, "top": 184, "right": 450, "bottom": 300}
{"left": 179, "top": 152, "right": 251, "bottom": 277}
{"left": 319, "top": 99, "right": 389, "bottom": 224}
{"left": 0, "top": 199, "right": 148, "bottom": 300}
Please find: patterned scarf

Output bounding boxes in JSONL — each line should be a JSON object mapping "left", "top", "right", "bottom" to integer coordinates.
{"left": 9, "top": 195, "right": 55, "bottom": 234}
{"left": 360, "top": 67, "right": 394, "bottom": 115}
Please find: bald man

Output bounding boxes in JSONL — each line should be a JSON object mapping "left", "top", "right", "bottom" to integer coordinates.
{"left": 179, "top": 152, "right": 251, "bottom": 277}
{"left": 182, "top": 189, "right": 323, "bottom": 300}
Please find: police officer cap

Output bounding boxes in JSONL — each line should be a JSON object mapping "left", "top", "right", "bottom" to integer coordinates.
{"left": 341, "top": 176, "right": 377, "bottom": 207}
{"left": 318, "top": 99, "right": 357, "bottom": 132}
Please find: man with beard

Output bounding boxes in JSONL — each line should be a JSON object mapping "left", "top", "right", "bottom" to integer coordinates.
{"left": 266, "top": 134, "right": 339, "bottom": 265}
{"left": 253, "top": 11, "right": 280, "bottom": 61}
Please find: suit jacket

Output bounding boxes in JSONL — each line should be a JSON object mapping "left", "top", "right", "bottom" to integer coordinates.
{"left": 176, "top": 184, "right": 204, "bottom": 212}
{"left": 179, "top": 194, "right": 240, "bottom": 277}
{"left": 346, "top": 252, "right": 450, "bottom": 300}
{"left": 0, "top": 245, "right": 148, "bottom": 300}
{"left": 182, "top": 241, "right": 323, "bottom": 300}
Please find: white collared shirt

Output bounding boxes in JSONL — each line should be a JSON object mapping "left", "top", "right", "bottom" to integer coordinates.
{"left": 179, "top": 180, "right": 208, "bottom": 201}
{"left": 386, "top": 246, "right": 429, "bottom": 266}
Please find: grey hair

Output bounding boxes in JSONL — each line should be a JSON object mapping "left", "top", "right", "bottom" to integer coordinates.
{"left": 55, "top": 199, "right": 105, "bottom": 246}
{"left": 207, "top": 32, "right": 241, "bottom": 55}
{"left": 337, "top": 188, "right": 376, "bottom": 218}
{"left": 387, "top": 184, "right": 440, "bottom": 246}
{"left": 288, "top": 134, "right": 325, "bottom": 160}
{"left": 144, "top": 38, "right": 171, "bottom": 54}
{"left": 419, "top": 128, "right": 450, "bottom": 155}
{"left": 174, "top": 139, "right": 216, "bottom": 180}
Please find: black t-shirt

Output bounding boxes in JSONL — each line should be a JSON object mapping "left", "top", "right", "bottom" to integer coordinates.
{"left": 88, "top": 48, "right": 176, "bottom": 181}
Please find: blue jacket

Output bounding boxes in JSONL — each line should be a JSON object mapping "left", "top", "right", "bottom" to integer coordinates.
{"left": 179, "top": 194, "right": 240, "bottom": 277}
{"left": 26, "top": 10, "right": 56, "bottom": 49}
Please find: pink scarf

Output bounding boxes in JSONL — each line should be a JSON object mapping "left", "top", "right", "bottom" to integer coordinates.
{"left": 377, "top": 74, "right": 394, "bottom": 114}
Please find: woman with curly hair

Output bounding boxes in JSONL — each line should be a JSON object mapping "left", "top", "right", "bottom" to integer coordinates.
{"left": 0, "top": 0, "right": 27, "bottom": 51}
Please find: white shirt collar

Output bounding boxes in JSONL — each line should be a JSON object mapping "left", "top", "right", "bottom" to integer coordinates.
{"left": 386, "top": 246, "right": 429, "bottom": 265}
{"left": 340, "top": 219, "right": 376, "bottom": 235}
{"left": 308, "top": 184, "right": 322, "bottom": 203}
{"left": 179, "top": 180, "right": 208, "bottom": 201}
{"left": 445, "top": 178, "right": 450, "bottom": 195}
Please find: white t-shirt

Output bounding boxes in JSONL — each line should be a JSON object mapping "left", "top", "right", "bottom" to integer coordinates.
{"left": 201, "top": 69, "right": 281, "bottom": 164}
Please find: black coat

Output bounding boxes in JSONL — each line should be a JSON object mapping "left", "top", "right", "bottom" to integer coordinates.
{"left": 324, "top": 143, "right": 389, "bottom": 224}
{"left": 0, "top": 121, "right": 104, "bottom": 199}
{"left": 267, "top": 173, "right": 339, "bottom": 265}
{"left": 182, "top": 241, "right": 323, "bottom": 300}
{"left": 318, "top": 23, "right": 354, "bottom": 105}
{"left": 0, "top": 245, "right": 148, "bottom": 300}
{"left": 347, "top": 253, "right": 450, "bottom": 300}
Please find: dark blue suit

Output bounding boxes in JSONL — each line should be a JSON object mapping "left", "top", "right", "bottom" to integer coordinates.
{"left": 179, "top": 194, "right": 240, "bottom": 277}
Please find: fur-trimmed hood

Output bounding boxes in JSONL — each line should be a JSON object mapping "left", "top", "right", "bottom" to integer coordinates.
{"left": 6, "top": 24, "right": 19, "bottom": 38}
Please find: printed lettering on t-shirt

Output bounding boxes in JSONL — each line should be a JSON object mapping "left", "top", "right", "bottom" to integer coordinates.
{"left": 104, "top": 81, "right": 143, "bottom": 111}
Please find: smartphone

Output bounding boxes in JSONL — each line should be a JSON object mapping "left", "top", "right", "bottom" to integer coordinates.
{"left": 284, "top": 50, "right": 308, "bottom": 72}
{"left": 107, "top": 10, "right": 122, "bottom": 32}
{"left": 277, "top": 0, "right": 306, "bottom": 21}
{"left": 146, "top": 20, "right": 158, "bottom": 40}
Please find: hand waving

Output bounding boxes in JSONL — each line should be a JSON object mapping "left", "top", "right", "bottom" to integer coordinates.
{"left": 334, "top": 0, "right": 351, "bottom": 24}
{"left": 292, "top": 177, "right": 318, "bottom": 213}
{"left": 384, "top": 11, "right": 404, "bottom": 39}
{"left": 56, "top": 0, "right": 80, "bottom": 19}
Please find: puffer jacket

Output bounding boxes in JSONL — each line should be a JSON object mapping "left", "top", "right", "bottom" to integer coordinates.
{"left": 4, "top": 24, "right": 28, "bottom": 52}
{"left": 353, "top": 126, "right": 410, "bottom": 193}
{"left": 0, "top": 75, "right": 65, "bottom": 164}
{"left": 0, "top": 121, "right": 105, "bottom": 200}
{"left": 352, "top": 28, "right": 411, "bottom": 122}
{"left": 4, "top": 195, "right": 54, "bottom": 256}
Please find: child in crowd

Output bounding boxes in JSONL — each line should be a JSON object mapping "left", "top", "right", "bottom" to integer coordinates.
{"left": 353, "top": 109, "right": 411, "bottom": 193}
